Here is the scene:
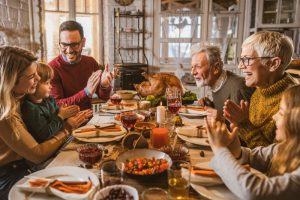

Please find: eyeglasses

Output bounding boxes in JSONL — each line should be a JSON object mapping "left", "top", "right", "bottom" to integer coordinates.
{"left": 59, "top": 40, "right": 82, "bottom": 50}
{"left": 236, "top": 56, "right": 274, "bottom": 66}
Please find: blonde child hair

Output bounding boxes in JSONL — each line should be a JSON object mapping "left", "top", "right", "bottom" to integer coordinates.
{"left": 269, "top": 85, "right": 300, "bottom": 176}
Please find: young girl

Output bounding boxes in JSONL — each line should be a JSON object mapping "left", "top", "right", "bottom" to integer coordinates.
{"left": 206, "top": 85, "right": 300, "bottom": 199}
{"left": 21, "top": 62, "right": 80, "bottom": 143}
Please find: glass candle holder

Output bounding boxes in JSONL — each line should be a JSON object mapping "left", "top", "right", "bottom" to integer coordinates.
{"left": 151, "top": 127, "right": 169, "bottom": 149}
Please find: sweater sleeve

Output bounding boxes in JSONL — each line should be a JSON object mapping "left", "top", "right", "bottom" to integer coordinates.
{"left": 238, "top": 120, "right": 276, "bottom": 148}
{"left": 210, "top": 147, "right": 300, "bottom": 200}
{"left": 50, "top": 66, "right": 90, "bottom": 107}
{"left": 0, "top": 113, "right": 70, "bottom": 164}
{"left": 21, "top": 101, "right": 64, "bottom": 143}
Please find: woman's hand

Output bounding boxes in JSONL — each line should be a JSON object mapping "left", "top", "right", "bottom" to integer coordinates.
{"left": 58, "top": 105, "right": 80, "bottom": 120}
{"left": 223, "top": 100, "right": 249, "bottom": 125}
{"left": 66, "top": 109, "right": 93, "bottom": 129}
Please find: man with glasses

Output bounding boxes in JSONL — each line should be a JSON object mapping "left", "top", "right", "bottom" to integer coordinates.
{"left": 223, "top": 31, "right": 297, "bottom": 148}
{"left": 49, "top": 20, "right": 114, "bottom": 110}
{"left": 191, "top": 44, "right": 254, "bottom": 122}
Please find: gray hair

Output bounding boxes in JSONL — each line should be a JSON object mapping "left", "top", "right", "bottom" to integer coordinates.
{"left": 242, "top": 31, "right": 294, "bottom": 69}
{"left": 191, "top": 44, "right": 223, "bottom": 69}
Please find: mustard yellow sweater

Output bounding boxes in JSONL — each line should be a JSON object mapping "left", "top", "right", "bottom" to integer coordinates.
{"left": 239, "top": 73, "right": 296, "bottom": 148}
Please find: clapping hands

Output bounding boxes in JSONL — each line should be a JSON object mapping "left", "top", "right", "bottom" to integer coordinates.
{"left": 223, "top": 100, "right": 249, "bottom": 125}
{"left": 58, "top": 105, "right": 80, "bottom": 120}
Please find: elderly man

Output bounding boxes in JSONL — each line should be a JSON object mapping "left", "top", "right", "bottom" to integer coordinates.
{"left": 223, "top": 31, "right": 297, "bottom": 148}
{"left": 191, "top": 45, "right": 254, "bottom": 121}
{"left": 49, "top": 21, "right": 114, "bottom": 110}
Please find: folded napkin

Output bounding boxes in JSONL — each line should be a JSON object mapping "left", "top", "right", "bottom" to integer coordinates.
{"left": 176, "top": 126, "right": 207, "bottom": 138}
{"left": 73, "top": 125, "right": 126, "bottom": 138}
{"left": 189, "top": 163, "right": 251, "bottom": 186}
{"left": 185, "top": 106, "right": 206, "bottom": 111}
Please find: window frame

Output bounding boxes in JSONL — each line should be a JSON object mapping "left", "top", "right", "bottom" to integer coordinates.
{"left": 153, "top": 0, "right": 245, "bottom": 73}
{"left": 42, "top": 0, "right": 103, "bottom": 63}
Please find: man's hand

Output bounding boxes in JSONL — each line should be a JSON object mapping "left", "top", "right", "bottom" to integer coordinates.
{"left": 58, "top": 105, "right": 80, "bottom": 120}
{"left": 66, "top": 109, "right": 93, "bottom": 129}
{"left": 198, "top": 97, "right": 214, "bottom": 107}
{"left": 223, "top": 100, "right": 249, "bottom": 125}
{"left": 100, "top": 64, "right": 116, "bottom": 88}
{"left": 86, "top": 70, "right": 102, "bottom": 96}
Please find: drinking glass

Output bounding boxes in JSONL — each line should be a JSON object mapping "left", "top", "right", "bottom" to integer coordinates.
{"left": 120, "top": 111, "right": 138, "bottom": 134}
{"left": 142, "top": 187, "right": 168, "bottom": 200}
{"left": 168, "top": 161, "right": 190, "bottom": 199}
{"left": 166, "top": 88, "right": 182, "bottom": 118}
{"left": 110, "top": 93, "right": 122, "bottom": 106}
{"left": 100, "top": 160, "right": 123, "bottom": 188}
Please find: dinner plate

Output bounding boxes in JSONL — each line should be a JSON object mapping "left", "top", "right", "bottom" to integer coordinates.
{"left": 177, "top": 133, "right": 210, "bottom": 147}
{"left": 190, "top": 162, "right": 265, "bottom": 200}
{"left": 75, "top": 133, "right": 126, "bottom": 143}
{"left": 101, "top": 103, "right": 136, "bottom": 114}
{"left": 9, "top": 166, "right": 99, "bottom": 200}
{"left": 191, "top": 183, "right": 239, "bottom": 200}
{"left": 179, "top": 108, "right": 207, "bottom": 117}
{"left": 73, "top": 125, "right": 127, "bottom": 143}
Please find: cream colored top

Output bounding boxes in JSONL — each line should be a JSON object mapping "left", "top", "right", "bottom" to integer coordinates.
{"left": 0, "top": 108, "right": 70, "bottom": 167}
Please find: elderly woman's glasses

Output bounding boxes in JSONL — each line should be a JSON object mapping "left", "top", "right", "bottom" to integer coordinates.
{"left": 59, "top": 40, "right": 82, "bottom": 50}
{"left": 236, "top": 56, "right": 274, "bottom": 66}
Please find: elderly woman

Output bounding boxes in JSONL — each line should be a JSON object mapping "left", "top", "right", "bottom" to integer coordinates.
{"left": 0, "top": 46, "right": 91, "bottom": 199}
{"left": 223, "top": 31, "right": 297, "bottom": 148}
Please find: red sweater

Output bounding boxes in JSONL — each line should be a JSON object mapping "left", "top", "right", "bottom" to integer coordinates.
{"left": 49, "top": 55, "right": 111, "bottom": 110}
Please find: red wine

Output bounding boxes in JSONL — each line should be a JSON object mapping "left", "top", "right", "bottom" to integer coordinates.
{"left": 110, "top": 96, "right": 122, "bottom": 105}
{"left": 168, "top": 103, "right": 181, "bottom": 114}
{"left": 121, "top": 114, "right": 137, "bottom": 129}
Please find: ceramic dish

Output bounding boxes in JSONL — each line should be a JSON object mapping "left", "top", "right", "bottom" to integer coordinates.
{"left": 93, "top": 185, "right": 138, "bottom": 200}
{"left": 116, "top": 149, "right": 172, "bottom": 177}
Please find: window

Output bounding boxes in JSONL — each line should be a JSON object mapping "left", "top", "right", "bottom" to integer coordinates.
{"left": 159, "top": 0, "right": 202, "bottom": 65}
{"left": 155, "top": 0, "right": 245, "bottom": 71}
{"left": 44, "top": 0, "right": 101, "bottom": 62}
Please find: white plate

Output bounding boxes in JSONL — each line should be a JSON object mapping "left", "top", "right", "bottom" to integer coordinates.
{"left": 75, "top": 133, "right": 126, "bottom": 143}
{"left": 9, "top": 166, "right": 99, "bottom": 200}
{"left": 191, "top": 183, "right": 239, "bottom": 200}
{"left": 177, "top": 133, "right": 210, "bottom": 147}
{"left": 190, "top": 162, "right": 223, "bottom": 186}
{"left": 191, "top": 163, "right": 264, "bottom": 200}
{"left": 179, "top": 108, "right": 207, "bottom": 117}
{"left": 93, "top": 184, "right": 138, "bottom": 200}
{"left": 101, "top": 103, "right": 136, "bottom": 114}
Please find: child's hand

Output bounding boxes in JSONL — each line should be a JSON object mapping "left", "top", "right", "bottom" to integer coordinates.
{"left": 58, "top": 105, "right": 80, "bottom": 120}
{"left": 66, "top": 109, "right": 93, "bottom": 129}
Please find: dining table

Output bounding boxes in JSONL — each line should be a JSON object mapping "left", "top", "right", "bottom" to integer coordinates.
{"left": 11, "top": 101, "right": 240, "bottom": 200}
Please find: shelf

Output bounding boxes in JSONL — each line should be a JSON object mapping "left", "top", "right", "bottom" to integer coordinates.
{"left": 118, "top": 47, "right": 143, "bottom": 50}
{"left": 263, "top": 11, "right": 277, "bottom": 13}
{"left": 115, "top": 13, "right": 144, "bottom": 18}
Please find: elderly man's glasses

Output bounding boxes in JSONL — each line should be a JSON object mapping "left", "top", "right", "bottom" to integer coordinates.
{"left": 237, "top": 56, "right": 274, "bottom": 66}
{"left": 59, "top": 40, "right": 82, "bottom": 50}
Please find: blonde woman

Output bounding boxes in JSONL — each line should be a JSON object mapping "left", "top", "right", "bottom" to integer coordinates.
{"left": 21, "top": 62, "right": 80, "bottom": 143}
{"left": 206, "top": 85, "right": 300, "bottom": 199}
{"left": 0, "top": 46, "right": 91, "bottom": 199}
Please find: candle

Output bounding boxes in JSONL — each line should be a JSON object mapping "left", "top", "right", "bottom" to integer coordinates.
{"left": 156, "top": 105, "right": 166, "bottom": 124}
{"left": 151, "top": 127, "right": 169, "bottom": 149}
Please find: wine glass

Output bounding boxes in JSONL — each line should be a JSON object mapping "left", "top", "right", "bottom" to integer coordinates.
{"left": 120, "top": 111, "right": 138, "bottom": 134}
{"left": 110, "top": 93, "right": 122, "bottom": 109}
{"left": 166, "top": 88, "right": 182, "bottom": 118}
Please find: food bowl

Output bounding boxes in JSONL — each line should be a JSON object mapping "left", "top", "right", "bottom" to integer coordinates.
{"left": 77, "top": 144, "right": 104, "bottom": 165}
{"left": 116, "top": 149, "right": 172, "bottom": 177}
{"left": 116, "top": 90, "right": 137, "bottom": 100}
{"left": 134, "top": 122, "right": 156, "bottom": 132}
{"left": 93, "top": 184, "right": 138, "bottom": 200}
{"left": 159, "top": 144, "right": 189, "bottom": 161}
